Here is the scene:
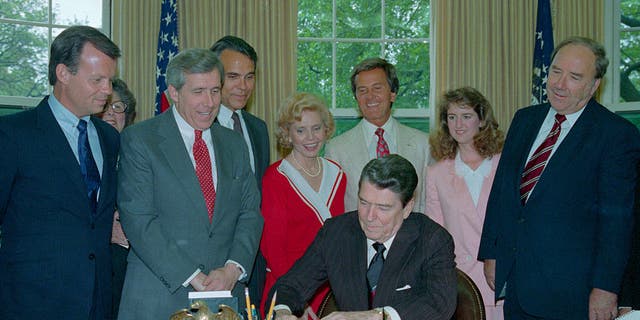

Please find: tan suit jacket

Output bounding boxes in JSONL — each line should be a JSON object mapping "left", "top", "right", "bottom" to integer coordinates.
{"left": 325, "top": 117, "right": 429, "bottom": 213}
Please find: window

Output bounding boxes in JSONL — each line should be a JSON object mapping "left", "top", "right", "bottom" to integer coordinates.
{"left": 297, "top": 0, "right": 430, "bottom": 118}
{"left": 0, "top": 0, "right": 110, "bottom": 107}
{"left": 603, "top": 0, "right": 640, "bottom": 112}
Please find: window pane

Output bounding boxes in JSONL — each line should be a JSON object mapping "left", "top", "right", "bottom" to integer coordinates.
{"left": 335, "top": 42, "right": 381, "bottom": 109}
{"left": 385, "top": 1, "right": 429, "bottom": 38}
{"left": 298, "top": 0, "right": 332, "bottom": 38}
{"left": 52, "top": 0, "right": 102, "bottom": 27}
{"left": 297, "top": 41, "right": 333, "bottom": 101}
{"left": 0, "top": 0, "right": 48, "bottom": 23}
{"left": 620, "top": 0, "right": 640, "bottom": 29}
{"left": 620, "top": 30, "right": 640, "bottom": 102}
{"left": 385, "top": 41, "right": 429, "bottom": 109}
{"left": 337, "top": 0, "right": 381, "bottom": 38}
{"left": 0, "top": 23, "right": 48, "bottom": 97}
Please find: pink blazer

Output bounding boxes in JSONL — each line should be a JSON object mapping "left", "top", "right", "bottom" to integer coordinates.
{"left": 425, "top": 154, "right": 502, "bottom": 314}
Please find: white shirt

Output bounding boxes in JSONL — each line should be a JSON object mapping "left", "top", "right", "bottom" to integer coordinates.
{"left": 454, "top": 152, "right": 493, "bottom": 206}
{"left": 361, "top": 117, "right": 398, "bottom": 159}
{"left": 217, "top": 104, "right": 256, "bottom": 173}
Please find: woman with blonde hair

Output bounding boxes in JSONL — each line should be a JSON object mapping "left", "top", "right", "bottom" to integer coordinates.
{"left": 425, "top": 86, "right": 504, "bottom": 319}
{"left": 260, "top": 92, "right": 346, "bottom": 318}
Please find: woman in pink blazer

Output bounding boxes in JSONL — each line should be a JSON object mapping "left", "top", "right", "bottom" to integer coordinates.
{"left": 425, "top": 87, "right": 505, "bottom": 319}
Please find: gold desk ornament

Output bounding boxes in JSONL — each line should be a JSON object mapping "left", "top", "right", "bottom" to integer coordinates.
{"left": 170, "top": 300, "right": 242, "bottom": 320}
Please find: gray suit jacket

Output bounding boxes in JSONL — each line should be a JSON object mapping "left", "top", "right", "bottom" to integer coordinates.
{"left": 325, "top": 118, "right": 430, "bottom": 213}
{"left": 117, "top": 109, "right": 263, "bottom": 319}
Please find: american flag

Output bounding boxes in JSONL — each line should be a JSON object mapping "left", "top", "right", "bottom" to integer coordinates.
{"left": 531, "top": 0, "right": 554, "bottom": 105}
{"left": 155, "top": 0, "right": 179, "bottom": 115}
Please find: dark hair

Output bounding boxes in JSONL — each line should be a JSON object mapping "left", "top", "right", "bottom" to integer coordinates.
{"left": 350, "top": 57, "right": 399, "bottom": 99}
{"left": 430, "top": 87, "right": 504, "bottom": 161}
{"left": 210, "top": 35, "right": 258, "bottom": 66}
{"left": 166, "top": 48, "right": 225, "bottom": 91}
{"left": 359, "top": 154, "right": 418, "bottom": 207}
{"left": 111, "top": 78, "right": 137, "bottom": 127}
{"left": 49, "top": 25, "right": 120, "bottom": 86}
{"left": 551, "top": 36, "right": 609, "bottom": 79}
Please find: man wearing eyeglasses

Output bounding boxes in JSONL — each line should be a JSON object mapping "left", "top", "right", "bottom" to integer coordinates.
{"left": 0, "top": 26, "right": 121, "bottom": 320}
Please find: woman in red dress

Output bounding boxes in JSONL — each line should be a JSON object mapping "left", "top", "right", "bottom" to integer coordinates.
{"left": 260, "top": 92, "right": 346, "bottom": 318}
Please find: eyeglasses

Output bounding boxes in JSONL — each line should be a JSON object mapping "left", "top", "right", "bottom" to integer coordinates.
{"left": 105, "top": 101, "right": 128, "bottom": 113}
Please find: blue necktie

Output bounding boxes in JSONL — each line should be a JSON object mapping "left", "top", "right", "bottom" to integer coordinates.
{"left": 77, "top": 119, "right": 101, "bottom": 215}
{"left": 367, "top": 242, "right": 386, "bottom": 301}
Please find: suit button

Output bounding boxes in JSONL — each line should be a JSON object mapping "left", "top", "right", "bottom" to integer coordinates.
{"left": 518, "top": 218, "right": 525, "bottom": 223}
{"left": 88, "top": 253, "right": 95, "bottom": 260}
{"left": 199, "top": 264, "right": 205, "bottom": 270}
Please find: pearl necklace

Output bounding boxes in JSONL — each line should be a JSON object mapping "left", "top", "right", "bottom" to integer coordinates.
{"left": 292, "top": 152, "right": 321, "bottom": 177}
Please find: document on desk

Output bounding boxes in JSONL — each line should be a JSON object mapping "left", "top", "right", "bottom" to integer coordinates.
{"left": 617, "top": 310, "right": 640, "bottom": 320}
{"left": 188, "top": 290, "right": 232, "bottom": 299}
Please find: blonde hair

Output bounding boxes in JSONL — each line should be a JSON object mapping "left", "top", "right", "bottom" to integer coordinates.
{"left": 276, "top": 92, "right": 336, "bottom": 157}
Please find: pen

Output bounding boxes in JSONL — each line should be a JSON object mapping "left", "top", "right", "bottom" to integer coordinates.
{"left": 251, "top": 304, "right": 259, "bottom": 320}
{"left": 266, "top": 290, "right": 277, "bottom": 320}
{"left": 245, "top": 286, "right": 253, "bottom": 320}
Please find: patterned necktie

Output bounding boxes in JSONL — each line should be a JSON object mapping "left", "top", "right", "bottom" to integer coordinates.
{"left": 193, "top": 130, "right": 216, "bottom": 222}
{"left": 77, "top": 119, "right": 101, "bottom": 215}
{"left": 519, "top": 114, "right": 567, "bottom": 205}
{"left": 367, "top": 242, "right": 386, "bottom": 300}
{"left": 375, "top": 128, "right": 390, "bottom": 158}
{"left": 231, "top": 112, "right": 244, "bottom": 137}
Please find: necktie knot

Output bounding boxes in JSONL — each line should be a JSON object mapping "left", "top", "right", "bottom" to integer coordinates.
{"left": 555, "top": 114, "right": 567, "bottom": 125}
{"left": 372, "top": 242, "right": 386, "bottom": 257}
{"left": 375, "top": 127, "right": 384, "bottom": 138}
{"left": 194, "top": 129, "right": 203, "bottom": 140}
{"left": 231, "top": 112, "right": 244, "bottom": 136}
{"left": 77, "top": 119, "right": 88, "bottom": 133}
{"left": 375, "top": 128, "right": 389, "bottom": 158}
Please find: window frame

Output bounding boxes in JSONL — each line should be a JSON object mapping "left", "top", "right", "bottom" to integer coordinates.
{"left": 602, "top": 0, "right": 640, "bottom": 112}
{"left": 297, "top": 0, "right": 432, "bottom": 119}
{"left": 0, "top": 0, "right": 111, "bottom": 108}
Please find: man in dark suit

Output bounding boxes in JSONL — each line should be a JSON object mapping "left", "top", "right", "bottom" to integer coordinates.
{"left": 478, "top": 36, "right": 640, "bottom": 320}
{"left": 0, "top": 26, "right": 121, "bottom": 319}
{"left": 210, "top": 35, "right": 270, "bottom": 308}
{"left": 619, "top": 163, "right": 640, "bottom": 311}
{"left": 116, "top": 48, "right": 263, "bottom": 319}
{"left": 272, "top": 155, "right": 457, "bottom": 320}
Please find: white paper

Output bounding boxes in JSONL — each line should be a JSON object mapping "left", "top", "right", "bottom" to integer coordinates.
{"left": 188, "top": 290, "right": 232, "bottom": 299}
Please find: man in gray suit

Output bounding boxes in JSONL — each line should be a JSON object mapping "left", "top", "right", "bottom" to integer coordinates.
{"left": 117, "top": 48, "right": 263, "bottom": 319}
{"left": 325, "top": 58, "right": 430, "bottom": 214}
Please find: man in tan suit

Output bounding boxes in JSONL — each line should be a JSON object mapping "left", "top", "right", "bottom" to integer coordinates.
{"left": 325, "top": 57, "right": 430, "bottom": 213}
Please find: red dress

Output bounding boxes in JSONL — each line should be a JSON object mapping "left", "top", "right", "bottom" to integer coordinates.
{"left": 260, "top": 158, "right": 346, "bottom": 317}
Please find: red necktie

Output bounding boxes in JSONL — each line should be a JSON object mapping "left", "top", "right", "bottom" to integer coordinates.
{"left": 519, "top": 114, "right": 567, "bottom": 205}
{"left": 193, "top": 130, "right": 216, "bottom": 222}
{"left": 375, "top": 128, "right": 390, "bottom": 158}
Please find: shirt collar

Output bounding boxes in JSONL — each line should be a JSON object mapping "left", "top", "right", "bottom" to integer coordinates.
{"left": 171, "top": 106, "right": 210, "bottom": 137}
{"left": 48, "top": 94, "right": 91, "bottom": 127}
{"left": 362, "top": 117, "right": 395, "bottom": 146}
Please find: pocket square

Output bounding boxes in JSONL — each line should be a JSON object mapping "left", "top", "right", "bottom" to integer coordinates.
{"left": 395, "top": 284, "right": 411, "bottom": 291}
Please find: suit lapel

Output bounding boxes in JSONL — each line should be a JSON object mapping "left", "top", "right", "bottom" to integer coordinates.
{"left": 157, "top": 111, "right": 210, "bottom": 223}
{"left": 395, "top": 118, "right": 417, "bottom": 158}
{"left": 36, "top": 101, "right": 89, "bottom": 217}
{"left": 92, "top": 117, "right": 115, "bottom": 216}
{"left": 528, "top": 101, "right": 596, "bottom": 203}
{"left": 373, "top": 216, "right": 418, "bottom": 306}
{"left": 241, "top": 110, "right": 260, "bottom": 170}
{"left": 209, "top": 124, "right": 233, "bottom": 230}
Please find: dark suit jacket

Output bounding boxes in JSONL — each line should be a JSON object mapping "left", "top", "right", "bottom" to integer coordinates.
{"left": 241, "top": 110, "right": 270, "bottom": 188}
{"left": 272, "top": 212, "right": 457, "bottom": 319}
{"left": 0, "top": 97, "right": 119, "bottom": 319}
{"left": 117, "top": 109, "right": 263, "bottom": 319}
{"left": 620, "top": 163, "right": 640, "bottom": 308}
{"left": 478, "top": 100, "right": 640, "bottom": 318}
